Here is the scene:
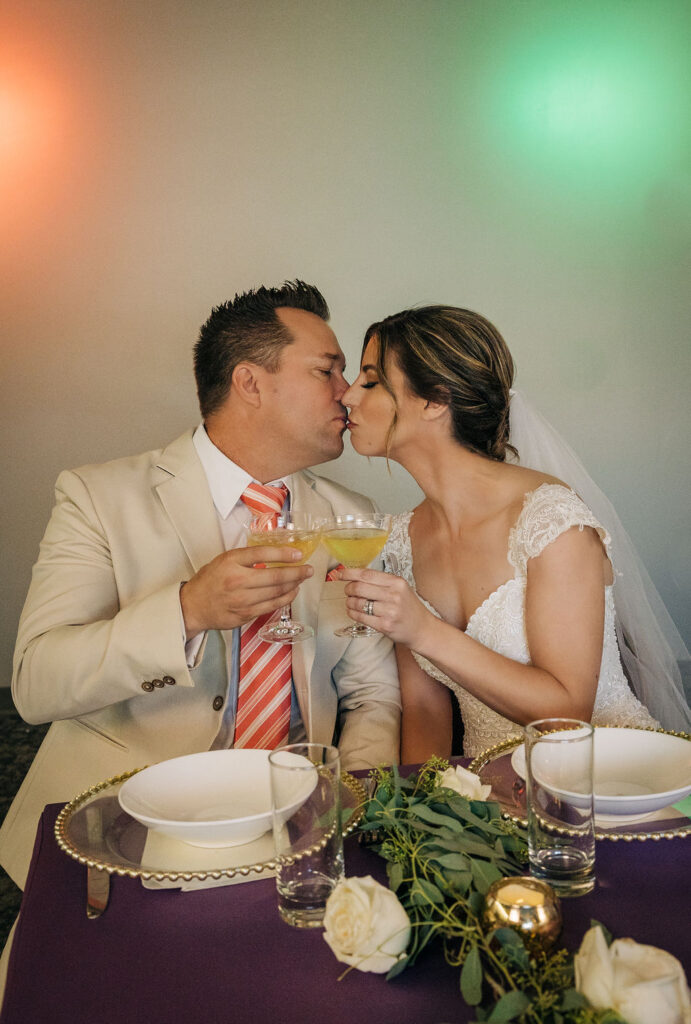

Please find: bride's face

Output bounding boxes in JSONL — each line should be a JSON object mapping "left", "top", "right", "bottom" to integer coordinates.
{"left": 343, "top": 337, "right": 414, "bottom": 457}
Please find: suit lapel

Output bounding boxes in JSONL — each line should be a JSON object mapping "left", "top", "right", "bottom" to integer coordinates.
{"left": 153, "top": 432, "right": 224, "bottom": 573}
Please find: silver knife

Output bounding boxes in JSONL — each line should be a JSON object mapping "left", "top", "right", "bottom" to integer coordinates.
{"left": 86, "top": 865, "right": 111, "bottom": 919}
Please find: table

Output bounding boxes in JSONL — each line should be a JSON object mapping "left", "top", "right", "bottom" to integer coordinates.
{"left": 1, "top": 795, "right": 689, "bottom": 1023}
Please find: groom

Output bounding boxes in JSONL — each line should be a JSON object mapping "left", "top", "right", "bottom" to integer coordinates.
{"left": 0, "top": 280, "right": 400, "bottom": 888}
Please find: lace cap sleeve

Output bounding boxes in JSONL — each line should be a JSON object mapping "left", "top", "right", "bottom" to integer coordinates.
{"left": 508, "top": 484, "right": 611, "bottom": 575}
{"left": 383, "top": 512, "right": 414, "bottom": 583}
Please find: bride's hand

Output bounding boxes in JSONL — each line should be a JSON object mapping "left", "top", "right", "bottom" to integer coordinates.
{"left": 341, "top": 568, "right": 432, "bottom": 647}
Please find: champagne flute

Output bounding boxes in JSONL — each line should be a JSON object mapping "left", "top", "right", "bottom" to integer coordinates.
{"left": 320, "top": 513, "right": 392, "bottom": 638}
{"left": 245, "top": 511, "right": 321, "bottom": 643}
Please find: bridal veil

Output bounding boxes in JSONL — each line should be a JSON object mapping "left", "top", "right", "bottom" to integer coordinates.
{"left": 509, "top": 389, "right": 691, "bottom": 733}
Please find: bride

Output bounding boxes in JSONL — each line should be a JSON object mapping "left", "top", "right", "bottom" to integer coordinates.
{"left": 340, "top": 305, "right": 691, "bottom": 760}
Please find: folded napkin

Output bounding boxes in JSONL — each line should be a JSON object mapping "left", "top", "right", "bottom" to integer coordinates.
{"left": 140, "top": 827, "right": 276, "bottom": 891}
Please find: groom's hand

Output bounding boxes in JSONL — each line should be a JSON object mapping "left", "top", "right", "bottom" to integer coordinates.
{"left": 181, "top": 546, "right": 313, "bottom": 639}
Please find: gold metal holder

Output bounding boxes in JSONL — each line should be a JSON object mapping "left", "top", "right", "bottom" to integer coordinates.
{"left": 483, "top": 875, "right": 562, "bottom": 954}
{"left": 54, "top": 767, "right": 367, "bottom": 882}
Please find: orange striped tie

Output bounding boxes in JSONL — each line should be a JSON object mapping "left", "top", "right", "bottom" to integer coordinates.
{"left": 234, "top": 482, "right": 292, "bottom": 750}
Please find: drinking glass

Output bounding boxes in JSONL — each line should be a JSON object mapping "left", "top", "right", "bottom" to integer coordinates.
{"left": 269, "top": 743, "right": 344, "bottom": 928}
{"left": 320, "top": 513, "right": 392, "bottom": 638}
{"left": 525, "top": 718, "right": 596, "bottom": 897}
{"left": 245, "top": 511, "right": 321, "bottom": 643}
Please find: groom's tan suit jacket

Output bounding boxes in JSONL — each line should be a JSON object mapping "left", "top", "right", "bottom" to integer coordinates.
{"left": 0, "top": 431, "right": 400, "bottom": 887}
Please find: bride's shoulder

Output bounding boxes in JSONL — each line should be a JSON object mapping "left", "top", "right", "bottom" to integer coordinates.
{"left": 508, "top": 477, "right": 609, "bottom": 572}
{"left": 507, "top": 464, "right": 570, "bottom": 496}
{"left": 499, "top": 466, "right": 574, "bottom": 528}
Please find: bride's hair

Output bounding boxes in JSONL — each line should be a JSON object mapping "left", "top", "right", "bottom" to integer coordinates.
{"left": 363, "top": 305, "right": 517, "bottom": 461}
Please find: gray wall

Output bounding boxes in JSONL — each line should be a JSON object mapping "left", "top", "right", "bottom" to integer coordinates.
{"left": 2, "top": 0, "right": 690, "bottom": 690}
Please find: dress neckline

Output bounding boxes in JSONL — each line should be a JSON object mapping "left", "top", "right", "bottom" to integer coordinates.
{"left": 403, "top": 483, "right": 574, "bottom": 632}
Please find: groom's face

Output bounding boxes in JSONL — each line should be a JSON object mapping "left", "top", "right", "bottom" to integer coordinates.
{"left": 262, "top": 307, "right": 350, "bottom": 469}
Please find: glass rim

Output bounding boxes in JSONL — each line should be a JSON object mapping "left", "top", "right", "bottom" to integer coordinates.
{"left": 317, "top": 512, "right": 392, "bottom": 529}
{"left": 525, "top": 718, "right": 593, "bottom": 743}
{"left": 246, "top": 511, "right": 318, "bottom": 530}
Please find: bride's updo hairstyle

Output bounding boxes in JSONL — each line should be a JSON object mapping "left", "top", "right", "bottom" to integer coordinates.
{"left": 363, "top": 305, "right": 517, "bottom": 461}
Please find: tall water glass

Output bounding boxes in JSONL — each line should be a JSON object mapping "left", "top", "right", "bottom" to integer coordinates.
{"left": 269, "top": 743, "right": 344, "bottom": 927}
{"left": 525, "top": 719, "right": 595, "bottom": 897}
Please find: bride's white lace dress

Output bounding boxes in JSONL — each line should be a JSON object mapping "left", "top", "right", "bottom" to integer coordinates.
{"left": 383, "top": 483, "right": 659, "bottom": 758}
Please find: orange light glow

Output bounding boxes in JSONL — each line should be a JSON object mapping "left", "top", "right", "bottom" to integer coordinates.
{"left": 0, "top": 32, "right": 81, "bottom": 254}
{"left": 0, "top": 59, "right": 66, "bottom": 180}
{"left": 0, "top": 87, "right": 29, "bottom": 153}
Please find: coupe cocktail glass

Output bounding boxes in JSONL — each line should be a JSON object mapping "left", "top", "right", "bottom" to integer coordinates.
{"left": 320, "top": 513, "right": 392, "bottom": 638}
{"left": 246, "top": 511, "right": 321, "bottom": 643}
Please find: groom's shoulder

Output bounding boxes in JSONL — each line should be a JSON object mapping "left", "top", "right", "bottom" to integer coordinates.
{"left": 302, "top": 469, "right": 376, "bottom": 513}
{"left": 56, "top": 430, "right": 196, "bottom": 491}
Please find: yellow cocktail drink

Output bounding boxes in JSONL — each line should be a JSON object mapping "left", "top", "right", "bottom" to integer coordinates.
{"left": 247, "top": 529, "right": 320, "bottom": 566}
{"left": 318, "top": 513, "right": 391, "bottom": 638}
{"left": 321, "top": 528, "right": 388, "bottom": 568}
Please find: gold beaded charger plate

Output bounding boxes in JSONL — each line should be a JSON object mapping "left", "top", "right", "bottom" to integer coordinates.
{"left": 55, "top": 767, "right": 367, "bottom": 881}
{"left": 468, "top": 726, "right": 691, "bottom": 842}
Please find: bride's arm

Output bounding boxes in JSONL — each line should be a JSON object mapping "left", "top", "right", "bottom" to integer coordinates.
{"left": 395, "top": 643, "right": 454, "bottom": 762}
{"left": 342, "top": 525, "right": 605, "bottom": 726}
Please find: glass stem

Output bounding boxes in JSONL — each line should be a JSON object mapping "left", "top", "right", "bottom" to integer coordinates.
{"left": 279, "top": 605, "right": 291, "bottom": 626}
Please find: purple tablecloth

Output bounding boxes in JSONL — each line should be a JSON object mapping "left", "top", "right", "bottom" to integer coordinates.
{"left": 2, "top": 797, "right": 689, "bottom": 1024}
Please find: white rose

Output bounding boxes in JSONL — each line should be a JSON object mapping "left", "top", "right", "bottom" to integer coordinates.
{"left": 437, "top": 764, "right": 492, "bottom": 801}
{"left": 575, "top": 925, "right": 691, "bottom": 1024}
{"left": 323, "top": 875, "right": 411, "bottom": 974}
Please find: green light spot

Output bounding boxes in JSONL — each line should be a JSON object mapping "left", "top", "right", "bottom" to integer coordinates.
{"left": 467, "top": 6, "right": 691, "bottom": 222}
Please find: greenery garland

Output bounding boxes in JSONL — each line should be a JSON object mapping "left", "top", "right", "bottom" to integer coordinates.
{"left": 359, "top": 759, "right": 628, "bottom": 1024}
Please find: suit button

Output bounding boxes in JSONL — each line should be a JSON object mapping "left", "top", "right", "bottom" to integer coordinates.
{"left": 212, "top": 696, "right": 224, "bottom": 711}
{"left": 141, "top": 681, "right": 154, "bottom": 692}
{"left": 152, "top": 678, "right": 165, "bottom": 688}
{"left": 163, "top": 676, "right": 176, "bottom": 685}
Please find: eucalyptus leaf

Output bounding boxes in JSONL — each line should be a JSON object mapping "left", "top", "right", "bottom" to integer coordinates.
{"left": 427, "top": 835, "right": 474, "bottom": 853}
{"left": 453, "top": 836, "right": 506, "bottom": 859}
{"left": 385, "top": 956, "right": 410, "bottom": 980}
{"left": 441, "top": 869, "right": 472, "bottom": 893}
{"left": 388, "top": 861, "right": 404, "bottom": 892}
{"left": 411, "top": 878, "right": 444, "bottom": 904}
{"left": 486, "top": 989, "right": 531, "bottom": 1021}
{"left": 438, "top": 796, "right": 490, "bottom": 827}
{"left": 492, "top": 929, "right": 530, "bottom": 970}
{"left": 492, "top": 928, "right": 525, "bottom": 949}
{"left": 559, "top": 989, "right": 588, "bottom": 1010}
{"left": 470, "top": 858, "right": 502, "bottom": 893}
{"left": 468, "top": 890, "right": 485, "bottom": 915}
{"left": 409, "top": 803, "right": 461, "bottom": 828}
{"left": 460, "top": 944, "right": 483, "bottom": 1005}
{"left": 434, "top": 852, "right": 473, "bottom": 871}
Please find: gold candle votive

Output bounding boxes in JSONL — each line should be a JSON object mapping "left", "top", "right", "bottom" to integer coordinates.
{"left": 482, "top": 875, "right": 562, "bottom": 953}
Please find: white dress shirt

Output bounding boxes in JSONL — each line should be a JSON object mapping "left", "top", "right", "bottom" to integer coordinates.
{"left": 186, "top": 423, "right": 305, "bottom": 747}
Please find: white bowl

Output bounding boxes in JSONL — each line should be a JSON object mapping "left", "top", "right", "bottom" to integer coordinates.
{"left": 511, "top": 728, "right": 691, "bottom": 817}
{"left": 118, "top": 749, "right": 317, "bottom": 848}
